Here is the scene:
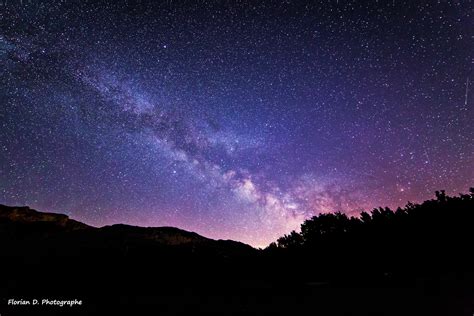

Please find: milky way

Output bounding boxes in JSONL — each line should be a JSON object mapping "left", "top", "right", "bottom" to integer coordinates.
{"left": 1, "top": 1, "right": 473, "bottom": 247}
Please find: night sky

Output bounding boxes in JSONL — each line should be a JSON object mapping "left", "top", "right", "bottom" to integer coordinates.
{"left": 1, "top": 1, "right": 472, "bottom": 247}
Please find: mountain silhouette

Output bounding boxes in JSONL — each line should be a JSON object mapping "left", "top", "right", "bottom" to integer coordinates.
{"left": 0, "top": 205, "right": 90, "bottom": 231}
{"left": 0, "top": 204, "right": 255, "bottom": 257}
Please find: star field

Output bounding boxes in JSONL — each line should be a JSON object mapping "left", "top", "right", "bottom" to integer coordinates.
{"left": 1, "top": 0, "right": 473, "bottom": 247}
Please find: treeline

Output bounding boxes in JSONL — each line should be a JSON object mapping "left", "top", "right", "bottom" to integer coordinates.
{"left": 264, "top": 189, "right": 474, "bottom": 281}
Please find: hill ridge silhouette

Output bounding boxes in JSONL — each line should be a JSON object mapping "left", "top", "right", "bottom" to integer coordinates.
{"left": 0, "top": 203, "right": 255, "bottom": 253}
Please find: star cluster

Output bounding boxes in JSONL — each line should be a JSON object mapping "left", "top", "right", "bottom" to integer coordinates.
{"left": 1, "top": 0, "right": 472, "bottom": 247}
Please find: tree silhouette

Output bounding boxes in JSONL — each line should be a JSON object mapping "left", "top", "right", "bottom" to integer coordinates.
{"left": 266, "top": 188, "right": 474, "bottom": 281}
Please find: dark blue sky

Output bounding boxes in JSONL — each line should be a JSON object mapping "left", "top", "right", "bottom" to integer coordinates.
{"left": 1, "top": 0, "right": 472, "bottom": 247}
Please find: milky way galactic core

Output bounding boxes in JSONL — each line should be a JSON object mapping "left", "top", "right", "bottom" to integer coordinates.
{"left": 1, "top": 1, "right": 472, "bottom": 247}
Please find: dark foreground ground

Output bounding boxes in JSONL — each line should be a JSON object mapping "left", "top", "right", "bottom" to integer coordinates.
{"left": 2, "top": 257, "right": 474, "bottom": 316}
{"left": 2, "top": 262, "right": 474, "bottom": 316}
